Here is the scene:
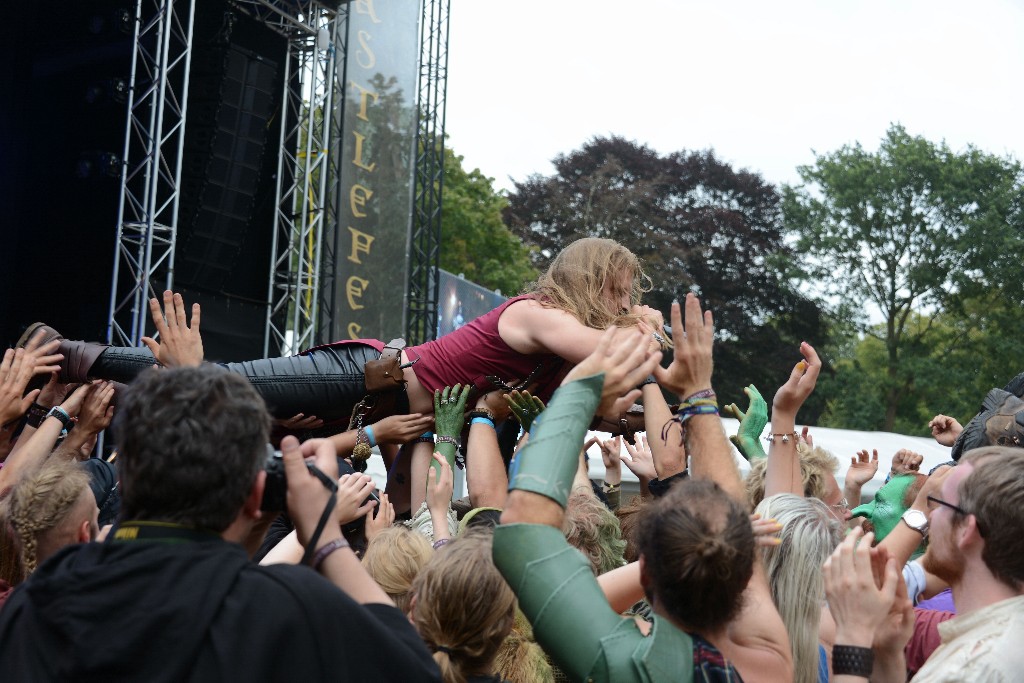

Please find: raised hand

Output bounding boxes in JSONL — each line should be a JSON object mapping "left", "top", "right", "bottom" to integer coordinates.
{"left": 622, "top": 432, "right": 659, "bottom": 481}
{"left": 426, "top": 451, "right": 454, "bottom": 512}
{"left": 890, "top": 448, "right": 923, "bottom": 476}
{"left": 599, "top": 436, "right": 622, "bottom": 485}
{"left": 846, "top": 449, "right": 880, "bottom": 487}
{"left": 475, "top": 388, "right": 513, "bottom": 423}
{"left": 433, "top": 384, "right": 471, "bottom": 439}
{"left": 141, "top": 290, "right": 204, "bottom": 368}
{"left": 652, "top": 293, "right": 713, "bottom": 398}
{"left": 76, "top": 381, "right": 115, "bottom": 435}
{"left": 0, "top": 339, "right": 63, "bottom": 426}
{"left": 928, "top": 414, "right": 962, "bottom": 447}
{"left": 365, "top": 492, "right": 395, "bottom": 542}
{"left": 823, "top": 527, "right": 898, "bottom": 647}
{"left": 504, "top": 389, "right": 545, "bottom": 432}
{"left": 771, "top": 341, "right": 821, "bottom": 417}
{"left": 723, "top": 384, "right": 768, "bottom": 460}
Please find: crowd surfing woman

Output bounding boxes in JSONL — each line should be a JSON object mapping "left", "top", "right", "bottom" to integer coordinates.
{"left": 25, "top": 238, "right": 666, "bottom": 432}
{"left": 22, "top": 238, "right": 667, "bottom": 515}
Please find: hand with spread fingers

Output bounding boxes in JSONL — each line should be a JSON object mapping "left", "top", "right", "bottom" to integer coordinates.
{"left": 141, "top": 289, "right": 204, "bottom": 368}
{"left": 0, "top": 338, "right": 63, "bottom": 427}
{"left": 622, "top": 432, "right": 659, "bottom": 481}
{"left": 652, "top": 293, "right": 714, "bottom": 398}
{"left": 750, "top": 513, "right": 783, "bottom": 548}
{"left": 76, "top": 381, "right": 115, "bottom": 435}
{"left": 847, "top": 449, "right": 880, "bottom": 488}
{"left": 723, "top": 384, "right": 768, "bottom": 461}
{"left": 505, "top": 389, "right": 545, "bottom": 433}
{"left": 433, "top": 384, "right": 471, "bottom": 439}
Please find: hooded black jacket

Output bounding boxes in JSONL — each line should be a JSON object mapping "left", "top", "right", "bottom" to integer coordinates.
{"left": 0, "top": 538, "right": 440, "bottom": 682}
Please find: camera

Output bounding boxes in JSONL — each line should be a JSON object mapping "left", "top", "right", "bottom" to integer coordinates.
{"left": 260, "top": 445, "right": 380, "bottom": 512}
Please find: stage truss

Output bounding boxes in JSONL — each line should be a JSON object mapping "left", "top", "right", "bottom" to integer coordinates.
{"left": 108, "top": 0, "right": 449, "bottom": 353}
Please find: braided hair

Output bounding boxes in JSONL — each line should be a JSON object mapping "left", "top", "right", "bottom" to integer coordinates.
{"left": 7, "top": 460, "right": 91, "bottom": 575}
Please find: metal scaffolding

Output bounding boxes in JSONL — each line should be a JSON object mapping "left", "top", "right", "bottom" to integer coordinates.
{"left": 406, "top": 0, "right": 450, "bottom": 345}
{"left": 230, "top": 2, "right": 343, "bottom": 357}
{"left": 109, "top": 0, "right": 447, "bottom": 354}
{"left": 108, "top": 0, "right": 196, "bottom": 346}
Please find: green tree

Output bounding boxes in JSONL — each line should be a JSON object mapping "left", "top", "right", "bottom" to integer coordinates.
{"left": 784, "top": 124, "right": 1024, "bottom": 432}
{"left": 440, "top": 147, "right": 536, "bottom": 294}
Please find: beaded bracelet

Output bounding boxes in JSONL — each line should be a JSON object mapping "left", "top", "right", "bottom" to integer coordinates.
{"left": 432, "top": 538, "right": 451, "bottom": 550}
{"left": 468, "top": 409, "right": 495, "bottom": 422}
{"left": 435, "top": 435, "right": 459, "bottom": 448}
{"left": 311, "top": 537, "right": 350, "bottom": 571}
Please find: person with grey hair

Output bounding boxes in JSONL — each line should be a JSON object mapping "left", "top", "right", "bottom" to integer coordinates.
{"left": 756, "top": 493, "right": 844, "bottom": 683}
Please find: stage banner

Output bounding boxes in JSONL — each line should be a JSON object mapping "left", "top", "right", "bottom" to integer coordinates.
{"left": 333, "top": 0, "right": 419, "bottom": 342}
{"left": 436, "top": 269, "right": 507, "bottom": 338}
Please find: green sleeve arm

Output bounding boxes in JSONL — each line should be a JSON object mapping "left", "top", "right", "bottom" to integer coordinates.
{"left": 507, "top": 374, "right": 603, "bottom": 509}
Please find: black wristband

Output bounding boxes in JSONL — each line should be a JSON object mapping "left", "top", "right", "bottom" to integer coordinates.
{"left": 832, "top": 644, "right": 873, "bottom": 678}
{"left": 467, "top": 410, "right": 494, "bottom": 422}
{"left": 25, "top": 403, "right": 49, "bottom": 428}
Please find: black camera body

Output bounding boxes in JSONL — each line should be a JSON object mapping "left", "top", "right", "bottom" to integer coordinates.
{"left": 260, "top": 446, "right": 379, "bottom": 512}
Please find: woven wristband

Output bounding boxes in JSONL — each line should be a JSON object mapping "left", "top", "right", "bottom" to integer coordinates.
{"left": 832, "top": 645, "right": 873, "bottom": 678}
{"left": 311, "top": 537, "right": 349, "bottom": 571}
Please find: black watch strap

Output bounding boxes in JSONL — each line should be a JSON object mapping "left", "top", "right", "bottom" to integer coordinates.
{"left": 25, "top": 403, "right": 49, "bottom": 428}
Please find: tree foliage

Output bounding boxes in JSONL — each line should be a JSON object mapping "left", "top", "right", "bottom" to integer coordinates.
{"left": 440, "top": 147, "right": 536, "bottom": 295}
{"left": 784, "top": 124, "right": 1024, "bottom": 432}
{"left": 504, "top": 136, "right": 829, "bottom": 414}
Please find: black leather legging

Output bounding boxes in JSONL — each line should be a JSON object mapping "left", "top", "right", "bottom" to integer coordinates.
{"left": 93, "top": 344, "right": 386, "bottom": 423}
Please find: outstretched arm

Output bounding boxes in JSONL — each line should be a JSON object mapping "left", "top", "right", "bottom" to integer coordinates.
{"left": 655, "top": 294, "right": 792, "bottom": 680}
{"left": 764, "top": 342, "right": 821, "bottom": 499}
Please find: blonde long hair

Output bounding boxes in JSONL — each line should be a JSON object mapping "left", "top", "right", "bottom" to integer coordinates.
{"left": 362, "top": 526, "right": 432, "bottom": 615}
{"left": 756, "top": 494, "right": 843, "bottom": 683}
{"left": 412, "top": 529, "right": 516, "bottom": 683}
{"left": 526, "top": 237, "right": 652, "bottom": 329}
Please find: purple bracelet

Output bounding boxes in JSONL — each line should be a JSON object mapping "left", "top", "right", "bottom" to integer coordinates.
{"left": 311, "top": 537, "right": 350, "bottom": 571}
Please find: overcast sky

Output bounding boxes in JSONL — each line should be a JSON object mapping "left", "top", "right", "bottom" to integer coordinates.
{"left": 445, "top": 0, "right": 1024, "bottom": 193}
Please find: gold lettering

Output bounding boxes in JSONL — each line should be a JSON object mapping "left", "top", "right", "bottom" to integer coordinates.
{"left": 114, "top": 526, "right": 139, "bottom": 540}
{"left": 346, "top": 276, "right": 370, "bottom": 310}
{"left": 348, "top": 322, "right": 363, "bottom": 339}
{"left": 347, "top": 227, "right": 375, "bottom": 264}
{"left": 354, "top": 0, "right": 382, "bottom": 23}
{"left": 348, "top": 81, "right": 379, "bottom": 122}
{"left": 349, "top": 184, "right": 373, "bottom": 217}
{"left": 356, "top": 30, "right": 375, "bottom": 69}
{"left": 352, "top": 132, "right": 376, "bottom": 172}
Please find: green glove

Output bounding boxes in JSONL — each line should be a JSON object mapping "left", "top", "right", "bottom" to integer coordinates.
{"left": 505, "top": 389, "right": 546, "bottom": 433}
{"left": 723, "top": 384, "right": 768, "bottom": 461}
{"left": 432, "top": 384, "right": 471, "bottom": 477}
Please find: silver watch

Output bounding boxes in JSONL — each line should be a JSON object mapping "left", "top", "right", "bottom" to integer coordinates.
{"left": 902, "top": 508, "right": 929, "bottom": 538}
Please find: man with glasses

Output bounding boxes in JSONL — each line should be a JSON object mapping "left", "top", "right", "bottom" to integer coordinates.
{"left": 908, "top": 446, "right": 1024, "bottom": 681}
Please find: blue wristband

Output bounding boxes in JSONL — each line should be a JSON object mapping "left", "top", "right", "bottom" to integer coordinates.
{"left": 470, "top": 416, "right": 495, "bottom": 429}
{"left": 364, "top": 425, "right": 376, "bottom": 447}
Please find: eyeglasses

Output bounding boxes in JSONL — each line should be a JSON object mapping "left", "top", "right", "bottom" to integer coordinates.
{"left": 926, "top": 495, "right": 968, "bottom": 516}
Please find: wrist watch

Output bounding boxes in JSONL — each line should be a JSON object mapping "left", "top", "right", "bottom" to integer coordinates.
{"left": 46, "top": 406, "right": 73, "bottom": 431}
{"left": 901, "top": 508, "right": 929, "bottom": 538}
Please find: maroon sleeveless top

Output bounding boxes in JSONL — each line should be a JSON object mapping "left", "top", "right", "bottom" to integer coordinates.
{"left": 405, "top": 295, "right": 566, "bottom": 400}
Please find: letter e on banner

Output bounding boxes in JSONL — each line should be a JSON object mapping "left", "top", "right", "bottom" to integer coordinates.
{"left": 346, "top": 276, "right": 370, "bottom": 310}
{"left": 350, "top": 184, "right": 373, "bottom": 217}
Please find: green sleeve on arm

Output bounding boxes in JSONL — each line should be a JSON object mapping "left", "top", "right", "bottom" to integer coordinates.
{"left": 507, "top": 374, "right": 603, "bottom": 509}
